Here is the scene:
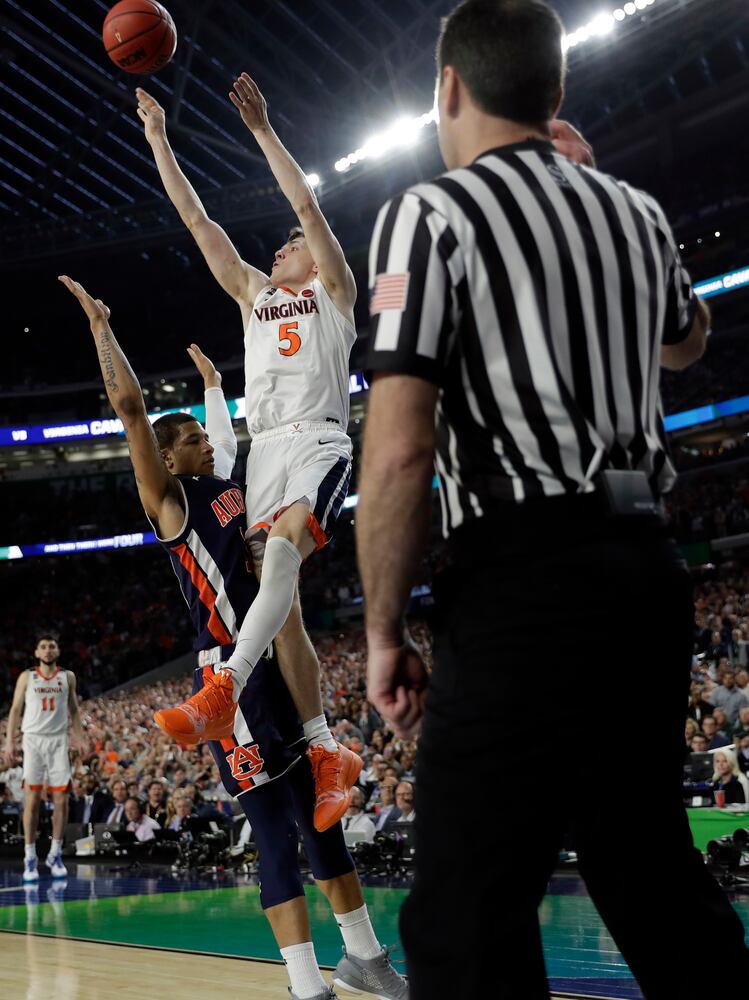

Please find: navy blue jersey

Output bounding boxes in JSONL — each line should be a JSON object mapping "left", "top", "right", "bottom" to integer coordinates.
{"left": 193, "top": 655, "right": 304, "bottom": 797}
{"left": 153, "top": 475, "right": 258, "bottom": 651}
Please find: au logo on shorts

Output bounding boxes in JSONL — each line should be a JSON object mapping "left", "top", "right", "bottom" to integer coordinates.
{"left": 226, "top": 743, "right": 265, "bottom": 780}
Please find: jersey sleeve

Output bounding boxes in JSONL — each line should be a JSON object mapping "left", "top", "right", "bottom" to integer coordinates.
{"left": 204, "top": 387, "right": 237, "bottom": 480}
{"left": 366, "top": 191, "right": 464, "bottom": 385}
{"left": 636, "top": 190, "right": 698, "bottom": 347}
{"left": 662, "top": 237, "right": 698, "bottom": 346}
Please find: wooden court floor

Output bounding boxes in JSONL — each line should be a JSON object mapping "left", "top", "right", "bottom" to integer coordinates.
{"left": 0, "top": 933, "right": 589, "bottom": 1000}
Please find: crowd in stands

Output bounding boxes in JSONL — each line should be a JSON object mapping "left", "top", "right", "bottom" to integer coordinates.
{"left": 666, "top": 461, "right": 749, "bottom": 543}
{"left": 0, "top": 623, "right": 429, "bottom": 841}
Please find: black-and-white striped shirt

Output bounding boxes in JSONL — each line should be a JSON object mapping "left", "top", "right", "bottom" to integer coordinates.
{"left": 366, "top": 138, "right": 697, "bottom": 537}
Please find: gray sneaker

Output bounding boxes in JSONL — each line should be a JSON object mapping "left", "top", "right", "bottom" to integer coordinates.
{"left": 333, "top": 948, "right": 408, "bottom": 1000}
{"left": 288, "top": 989, "right": 339, "bottom": 1000}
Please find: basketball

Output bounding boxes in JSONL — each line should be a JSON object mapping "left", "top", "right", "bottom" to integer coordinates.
{"left": 102, "top": 0, "right": 177, "bottom": 75}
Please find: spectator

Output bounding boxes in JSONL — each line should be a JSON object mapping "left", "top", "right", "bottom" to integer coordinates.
{"left": 733, "top": 705, "right": 749, "bottom": 743}
{"left": 737, "top": 734, "right": 749, "bottom": 776}
{"left": 342, "top": 787, "right": 376, "bottom": 841}
{"left": 687, "top": 685, "right": 713, "bottom": 724}
{"left": 384, "top": 782, "right": 416, "bottom": 831}
{"left": 143, "top": 780, "right": 168, "bottom": 827}
{"left": 104, "top": 778, "right": 129, "bottom": 826}
{"left": 70, "top": 773, "right": 113, "bottom": 826}
{"left": 712, "top": 749, "right": 749, "bottom": 805}
{"left": 125, "top": 797, "right": 161, "bottom": 842}
{"left": 702, "top": 716, "right": 731, "bottom": 751}
{"left": 712, "top": 708, "right": 733, "bottom": 743}
{"left": 690, "top": 734, "right": 708, "bottom": 753}
{"left": 167, "top": 793, "right": 195, "bottom": 832}
{"left": 373, "top": 779, "right": 399, "bottom": 833}
{"left": 710, "top": 669, "right": 748, "bottom": 725}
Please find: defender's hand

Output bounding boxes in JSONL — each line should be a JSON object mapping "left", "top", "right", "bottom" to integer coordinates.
{"left": 551, "top": 119, "right": 595, "bottom": 167}
{"left": 187, "top": 343, "right": 221, "bottom": 389}
{"left": 228, "top": 73, "right": 270, "bottom": 133}
{"left": 136, "top": 87, "right": 167, "bottom": 143}
{"left": 58, "top": 275, "right": 111, "bottom": 333}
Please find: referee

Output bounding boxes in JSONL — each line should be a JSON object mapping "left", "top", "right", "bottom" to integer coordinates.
{"left": 356, "top": 2, "right": 749, "bottom": 998}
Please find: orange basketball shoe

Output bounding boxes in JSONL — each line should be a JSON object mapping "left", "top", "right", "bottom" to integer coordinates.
{"left": 307, "top": 742, "right": 364, "bottom": 833}
{"left": 153, "top": 668, "right": 237, "bottom": 744}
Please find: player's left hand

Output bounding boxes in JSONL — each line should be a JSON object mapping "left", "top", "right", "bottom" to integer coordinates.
{"left": 187, "top": 343, "right": 221, "bottom": 389}
{"left": 366, "top": 634, "right": 429, "bottom": 740}
{"left": 58, "top": 275, "right": 111, "bottom": 332}
{"left": 229, "top": 73, "right": 270, "bottom": 133}
{"left": 551, "top": 119, "right": 595, "bottom": 167}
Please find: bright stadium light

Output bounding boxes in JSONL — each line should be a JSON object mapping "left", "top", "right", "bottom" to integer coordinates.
{"left": 306, "top": 172, "right": 321, "bottom": 188}
{"left": 333, "top": 1, "right": 662, "bottom": 174}
{"left": 335, "top": 108, "right": 437, "bottom": 173}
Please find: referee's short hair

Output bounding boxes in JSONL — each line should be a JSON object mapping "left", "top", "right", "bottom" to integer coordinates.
{"left": 437, "top": 0, "right": 566, "bottom": 125}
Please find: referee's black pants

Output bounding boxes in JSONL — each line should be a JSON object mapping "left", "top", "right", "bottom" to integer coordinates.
{"left": 400, "top": 519, "right": 749, "bottom": 999}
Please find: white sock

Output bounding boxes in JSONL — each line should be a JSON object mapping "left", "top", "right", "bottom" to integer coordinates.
{"left": 303, "top": 714, "right": 337, "bottom": 752}
{"left": 24, "top": 843, "right": 37, "bottom": 861}
{"left": 224, "top": 536, "right": 302, "bottom": 699}
{"left": 50, "top": 838, "right": 63, "bottom": 857}
{"left": 335, "top": 904, "right": 382, "bottom": 960}
{"left": 280, "top": 941, "right": 327, "bottom": 998}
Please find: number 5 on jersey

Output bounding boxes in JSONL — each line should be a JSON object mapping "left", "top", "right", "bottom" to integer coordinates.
{"left": 279, "top": 321, "right": 301, "bottom": 357}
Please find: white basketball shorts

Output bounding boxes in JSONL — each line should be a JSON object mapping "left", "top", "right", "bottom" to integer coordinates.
{"left": 22, "top": 732, "right": 71, "bottom": 792}
{"left": 246, "top": 420, "right": 352, "bottom": 551}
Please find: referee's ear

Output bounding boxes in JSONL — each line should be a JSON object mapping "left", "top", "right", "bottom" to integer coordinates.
{"left": 440, "top": 65, "right": 461, "bottom": 119}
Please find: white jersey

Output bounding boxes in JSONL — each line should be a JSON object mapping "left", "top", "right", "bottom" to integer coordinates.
{"left": 244, "top": 277, "right": 357, "bottom": 437}
{"left": 22, "top": 668, "right": 69, "bottom": 736}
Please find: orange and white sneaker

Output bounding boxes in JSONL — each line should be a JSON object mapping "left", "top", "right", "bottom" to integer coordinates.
{"left": 153, "top": 668, "right": 237, "bottom": 744}
{"left": 307, "top": 742, "right": 364, "bottom": 833}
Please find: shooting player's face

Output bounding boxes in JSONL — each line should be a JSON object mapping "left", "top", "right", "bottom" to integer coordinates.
{"left": 165, "top": 421, "right": 215, "bottom": 476}
{"left": 271, "top": 236, "right": 316, "bottom": 286}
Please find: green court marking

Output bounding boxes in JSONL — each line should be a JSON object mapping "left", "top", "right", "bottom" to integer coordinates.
{"left": 0, "top": 885, "right": 746, "bottom": 980}
{"left": 0, "top": 886, "right": 408, "bottom": 968}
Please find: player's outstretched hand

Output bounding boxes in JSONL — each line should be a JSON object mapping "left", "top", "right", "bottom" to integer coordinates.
{"left": 366, "top": 636, "right": 429, "bottom": 740}
{"left": 229, "top": 72, "right": 270, "bottom": 133}
{"left": 187, "top": 343, "right": 221, "bottom": 390}
{"left": 2, "top": 744, "right": 16, "bottom": 768}
{"left": 136, "top": 87, "right": 167, "bottom": 143}
{"left": 58, "top": 275, "right": 111, "bottom": 332}
{"left": 551, "top": 119, "right": 595, "bottom": 167}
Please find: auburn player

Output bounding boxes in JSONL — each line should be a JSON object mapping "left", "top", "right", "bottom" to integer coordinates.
{"left": 3, "top": 636, "right": 85, "bottom": 882}
{"left": 135, "top": 76, "right": 362, "bottom": 824}
{"left": 59, "top": 276, "right": 408, "bottom": 1000}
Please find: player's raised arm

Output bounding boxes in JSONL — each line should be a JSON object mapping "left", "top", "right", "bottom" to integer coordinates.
{"left": 187, "top": 342, "right": 237, "bottom": 480}
{"left": 135, "top": 88, "right": 269, "bottom": 313}
{"left": 229, "top": 73, "right": 357, "bottom": 316}
{"left": 58, "top": 276, "right": 184, "bottom": 535}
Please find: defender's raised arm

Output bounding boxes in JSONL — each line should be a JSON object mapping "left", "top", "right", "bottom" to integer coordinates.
{"left": 58, "top": 275, "right": 183, "bottom": 535}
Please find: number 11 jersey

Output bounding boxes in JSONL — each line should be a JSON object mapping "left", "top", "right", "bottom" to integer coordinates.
{"left": 244, "top": 278, "right": 356, "bottom": 437}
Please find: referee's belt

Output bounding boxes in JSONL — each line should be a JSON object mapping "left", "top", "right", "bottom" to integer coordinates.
{"left": 474, "top": 470, "right": 664, "bottom": 521}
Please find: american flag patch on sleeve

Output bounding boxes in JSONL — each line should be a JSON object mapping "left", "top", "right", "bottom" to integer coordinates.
{"left": 370, "top": 272, "right": 410, "bottom": 315}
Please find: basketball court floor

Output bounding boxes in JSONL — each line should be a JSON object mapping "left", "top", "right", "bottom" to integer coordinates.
{"left": 1, "top": 863, "right": 747, "bottom": 998}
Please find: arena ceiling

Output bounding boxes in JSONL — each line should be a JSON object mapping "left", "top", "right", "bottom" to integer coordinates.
{"left": 0, "top": 0, "right": 747, "bottom": 265}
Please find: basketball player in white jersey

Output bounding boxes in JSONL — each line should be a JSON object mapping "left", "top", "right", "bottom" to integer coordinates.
{"left": 137, "top": 75, "right": 361, "bottom": 832}
{"left": 3, "top": 636, "right": 85, "bottom": 882}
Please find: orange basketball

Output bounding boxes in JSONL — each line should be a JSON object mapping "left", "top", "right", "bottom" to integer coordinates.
{"left": 102, "top": 1, "right": 177, "bottom": 75}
